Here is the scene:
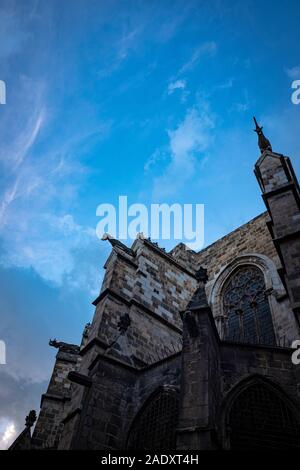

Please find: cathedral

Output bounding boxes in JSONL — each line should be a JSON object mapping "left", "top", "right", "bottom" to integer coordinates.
{"left": 11, "top": 119, "right": 300, "bottom": 450}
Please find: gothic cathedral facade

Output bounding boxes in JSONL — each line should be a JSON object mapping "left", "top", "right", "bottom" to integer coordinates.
{"left": 12, "top": 123, "right": 300, "bottom": 450}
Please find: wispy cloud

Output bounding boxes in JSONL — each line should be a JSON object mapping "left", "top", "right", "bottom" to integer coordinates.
{"left": 214, "top": 78, "right": 234, "bottom": 90}
{"left": 97, "top": 24, "right": 143, "bottom": 78}
{"left": 230, "top": 89, "right": 250, "bottom": 113}
{"left": 13, "top": 111, "right": 45, "bottom": 169}
{"left": 152, "top": 104, "right": 215, "bottom": 199}
{"left": 154, "top": 5, "right": 191, "bottom": 43}
{"left": 0, "top": 152, "right": 102, "bottom": 295}
{"left": 0, "top": 213, "right": 95, "bottom": 285}
{"left": 0, "top": 77, "right": 46, "bottom": 224}
{"left": 144, "top": 147, "right": 168, "bottom": 173}
{"left": 0, "top": 7, "right": 30, "bottom": 60}
{"left": 97, "top": 1, "right": 194, "bottom": 77}
{"left": 117, "top": 27, "right": 141, "bottom": 60}
{"left": 0, "top": 177, "right": 20, "bottom": 224}
{"left": 167, "top": 79, "right": 186, "bottom": 95}
{"left": 0, "top": 77, "right": 45, "bottom": 169}
{"left": 178, "top": 41, "right": 217, "bottom": 76}
{"left": 285, "top": 65, "right": 300, "bottom": 79}
{"left": 0, "top": 76, "right": 109, "bottom": 295}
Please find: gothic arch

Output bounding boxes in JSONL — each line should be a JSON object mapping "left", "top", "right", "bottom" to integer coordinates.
{"left": 207, "top": 253, "right": 285, "bottom": 342}
{"left": 220, "top": 375, "right": 300, "bottom": 449}
{"left": 126, "top": 385, "right": 179, "bottom": 450}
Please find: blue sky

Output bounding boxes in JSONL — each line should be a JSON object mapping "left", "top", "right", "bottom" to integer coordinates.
{"left": 0, "top": 0, "right": 300, "bottom": 447}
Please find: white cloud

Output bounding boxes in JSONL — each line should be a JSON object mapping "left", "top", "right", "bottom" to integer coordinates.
{"left": 0, "top": 173, "right": 102, "bottom": 298}
{"left": 97, "top": 4, "right": 192, "bottom": 78}
{"left": 0, "top": 77, "right": 45, "bottom": 170}
{"left": 144, "top": 148, "right": 166, "bottom": 172}
{"left": 0, "top": 77, "right": 46, "bottom": 226}
{"left": 0, "top": 418, "right": 16, "bottom": 450}
{"left": 14, "top": 111, "right": 45, "bottom": 169}
{"left": 152, "top": 105, "right": 215, "bottom": 199}
{"left": 0, "top": 210, "right": 96, "bottom": 289}
{"left": 98, "top": 26, "right": 142, "bottom": 78}
{"left": 117, "top": 28, "right": 140, "bottom": 60}
{"left": 167, "top": 79, "right": 186, "bottom": 95}
{"left": 285, "top": 66, "right": 300, "bottom": 79}
{"left": 0, "top": 110, "right": 45, "bottom": 225}
{"left": 0, "top": 178, "right": 20, "bottom": 224}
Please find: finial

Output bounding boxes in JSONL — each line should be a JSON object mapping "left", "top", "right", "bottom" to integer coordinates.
{"left": 253, "top": 116, "right": 272, "bottom": 153}
{"left": 186, "top": 267, "right": 209, "bottom": 311}
{"left": 25, "top": 410, "right": 37, "bottom": 428}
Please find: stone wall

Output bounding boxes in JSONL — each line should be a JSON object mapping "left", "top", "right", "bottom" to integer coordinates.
{"left": 62, "top": 353, "right": 181, "bottom": 449}
{"left": 88, "top": 238, "right": 200, "bottom": 368}
{"left": 171, "top": 212, "right": 280, "bottom": 278}
{"left": 172, "top": 212, "right": 298, "bottom": 345}
{"left": 218, "top": 342, "right": 300, "bottom": 448}
{"left": 31, "top": 345, "right": 79, "bottom": 449}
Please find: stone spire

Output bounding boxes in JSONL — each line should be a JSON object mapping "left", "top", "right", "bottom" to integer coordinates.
{"left": 253, "top": 117, "right": 272, "bottom": 153}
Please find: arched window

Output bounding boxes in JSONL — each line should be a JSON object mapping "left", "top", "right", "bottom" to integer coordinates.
{"left": 127, "top": 387, "right": 179, "bottom": 450}
{"left": 228, "top": 381, "right": 300, "bottom": 449}
{"left": 222, "top": 265, "right": 276, "bottom": 345}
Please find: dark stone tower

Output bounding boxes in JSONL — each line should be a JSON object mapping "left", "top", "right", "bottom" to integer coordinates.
{"left": 254, "top": 119, "right": 300, "bottom": 325}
